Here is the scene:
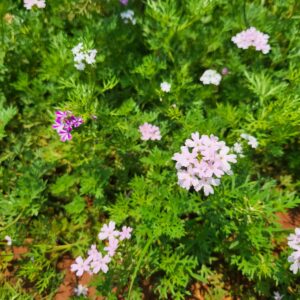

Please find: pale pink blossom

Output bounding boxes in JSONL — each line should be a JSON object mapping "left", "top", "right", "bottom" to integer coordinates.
{"left": 98, "top": 221, "right": 120, "bottom": 240}
{"left": 139, "top": 123, "right": 161, "bottom": 141}
{"left": 104, "top": 237, "right": 119, "bottom": 257}
{"left": 173, "top": 133, "right": 237, "bottom": 196}
{"left": 91, "top": 253, "right": 111, "bottom": 274}
{"left": 24, "top": 0, "right": 46, "bottom": 9}
{"left": 70, "top": 256, "right": 91, "bottom": 277}
{"left": 232, "top": 27, "right": 271, "bottom": 54}
{"left": 119, "top": 226, "right": 133, "bottom": 241}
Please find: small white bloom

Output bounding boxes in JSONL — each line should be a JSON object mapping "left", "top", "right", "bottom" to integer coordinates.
{"left": 200, "top": 69, "right": 222, "bottom": 86}
{"left": 273, "top": 291, "right": 283, "bottom": 300}
{"left": 4, "top": 235, "right": 12, "bottom": 246}
{"left": 121, "top": 10, "right": 136, "bottom": 25}
{"left": 160, "top": 82, "right": 171, "bottom": 93}
{"left": 233, "top": 142, "right": 243, "bottom": 154}
{"left": 72, "top": 43, "right": 97, "bottom": 71}
{"left": 75, "top": 62, "right": 86, "bottom": 71}
{"left": 240, "top": 133, "right": 258, "bottom": 149}
{"left": 72, "top": 42, "right": 83, "bottom": 55}
{"left": 74, "top": 52, "right": 85, "bottom": 63}
{"left": 85, "top": 49, "right": 97, "bottom": 64}
{"left": 74, "top": 284, "right": 88, "bottom": 297}
{"left": 247, "top": 136, "right": 258, "bottom": 148}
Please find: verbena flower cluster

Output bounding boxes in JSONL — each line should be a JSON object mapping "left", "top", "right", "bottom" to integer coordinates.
{"left": 71, "top": 43, "right": 97, "bottom": 71}
{"left": 52, "top": 111, "right": 83, "bottom": 142}
{"left": 200, "top": 69, "right": 222, "bottom": 86}
{"left": 139, "top": 123, "right": 161, "bottom": 141}
{"left": 24, "top": 0, "right": 46, "bottom": 10}
{"left": 231, "top": 27, "right": 271, "bottom": 54}
{"left": 287, "top": 227, "right": 300, "bottom": 274}
{"left": 71, "top": 222, "right": 132, "bottom": 277}
{"left": 172, "top": 133, "right": 237, "bottom": 196}
{"left": 120, "top": 10, "right": 136, "bottom": 25}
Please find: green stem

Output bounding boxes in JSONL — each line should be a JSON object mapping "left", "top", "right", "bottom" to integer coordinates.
{"left": 128, "top": 238, "right": 153, "bottom": 299}
{"left": 0, "top": 209, "right": 25, "bottom": 232}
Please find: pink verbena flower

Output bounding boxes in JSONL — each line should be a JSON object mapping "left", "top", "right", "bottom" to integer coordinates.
{"left": 98, "top": 221, "right": 120, "bottom": 240}
{"left": 120, "top": 0, "right": 128, "bottom": 5}
{"left": 232, "top": 27, "right": 271, "bottom": 54}
{"left": 104, "top": 237, "right": 119, "bottom": 257}
{"left": 24, "top": 0, "right": 46, "bottom": 9}
{"left": 52, "top": 111, "right": 83, "bottom": 142}
{"left": 70, "top": 256, "right": 91, "bottom": 277}
{"left": 119, "top": 226, "right": 133, "bottom": 241}
{"left": 90, "top": 253, "right": 111, "bottom": 274}
{"left": 139, "top": 123, "right": 161, "bottom": 141}
{"left": 173, "top": 133, "right": 237, "bottom": 196}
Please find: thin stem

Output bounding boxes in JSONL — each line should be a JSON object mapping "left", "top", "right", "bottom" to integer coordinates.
{"left": 128, "top": 238, "right": 153, "bottom": 299}
{"left": 0, "top": 209, "right": 25, "bottom": 232}
{"left": 243, "top": 0, "right": 250, "bottom": 27}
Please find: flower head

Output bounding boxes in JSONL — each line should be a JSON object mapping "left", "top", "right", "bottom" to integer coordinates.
{"left": 200, "top": 70, "right": 222, "bottom": 86}
{"left": 121, "top": 10, "right": 136, "bottom": 25}
{"left": 240, "top": 133, "right": 258, "bottom": 149}
{"left": 173, "top": 133, "right": 237, "bottom": 196}
{"left": 98, "top": 221, "right": 120, "bottom": 241}
{"left": 72, "top": 43, "right": 97, "bottom": 71}
{"left": 160, "top": 82, "right": 171, "bottom": 93}
{"left": 273, "top": 292, "right": 283, "bottom": 300}
{"left": 24, "top": 0, "right": 46, "bottom": 10}
{"left": 90, "top": 253, "right": 111, "bottom": 274}
{"left": 70, "top": 256, "right": 91, "bottom": 277}
{"left": 52, "top": 111, "right": 83, "bottom": 142}
{"left": 120, "top": 0, "right": 128, "bottom": 5}
{"left": 139, "top": 123, "right": 161, "bottom": 141}
{"left": 119, "top": 226, "right": 133, "bottom": 240}
{"left": 104, "top": 237, "right": 119, "bottom": 257}
{"left": 74, "top": 284, "right": 88, "bottom": 297}
{"left": 232, "top": 27, "right": 271, "bottom": 54}
{"left": 4, "top": 236, "right": 12, "bottom": 246}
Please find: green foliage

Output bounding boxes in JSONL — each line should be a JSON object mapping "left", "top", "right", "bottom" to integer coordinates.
{"left": 1, "top": 0, "right": 300, "bottom": 299}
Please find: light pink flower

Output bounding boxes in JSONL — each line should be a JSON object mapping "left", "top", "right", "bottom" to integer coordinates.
{"left": 119, "top": 226, "right": 133, "bottom": 241}
{"left": 98, "top": 221, "right": 120, "bottom": 240}
{"left": 173, "top": 133, "right": 237, "bottom": 196}
{"left": 91, "top": 253, "right": 111, "bottom": 274}
{"left": 24, "top": 0, "right": 46, "bottom": 9}
{"left": 120, "top": 0, "right": 128, "bottom": 5}
{"left": 4, "top": 236, "right": 12, "bottom": 246}
{"left": 139, "top": 123, "right": 161, "bottom": 141}
{"left": 104, "top": 237, "right": 119, "bottom": 257}
{"left": 232, "top": 27, "right": 271, "bottom": 54}
{"left": 70, "top": 256, "right": 91, "bottom": 277}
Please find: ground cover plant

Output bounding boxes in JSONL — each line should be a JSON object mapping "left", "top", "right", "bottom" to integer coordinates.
{"left": 1, "top": 0, "right": 300, "bottom": 299}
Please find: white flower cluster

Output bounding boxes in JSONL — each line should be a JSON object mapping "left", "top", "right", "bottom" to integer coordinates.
{"left": 71, "top": 43, "right": 97, "bottom": 71}
{"left": 241, "top": 133, "right": 258, "bottom": 149}
{"left": 120, "top": 10, "right": 136, "bottom": 25}
{"left": 172, "top": 133, "right": 237, "bottom": 196}
{"left": 200, "top": 69, "right": 222, "bottom": 86}
{"left": 160, "top": 81, "right": 171, "bottom": 93}
{"left": 287, "top": 227, "right": 300, "bottom": 274}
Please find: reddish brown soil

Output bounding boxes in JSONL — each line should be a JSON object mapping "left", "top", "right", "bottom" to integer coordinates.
{"left": 55, "top": 255, "right": 103, "bottom": 300}
{"left": 277, "top": 208, "right": 300, "bottom": 229}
